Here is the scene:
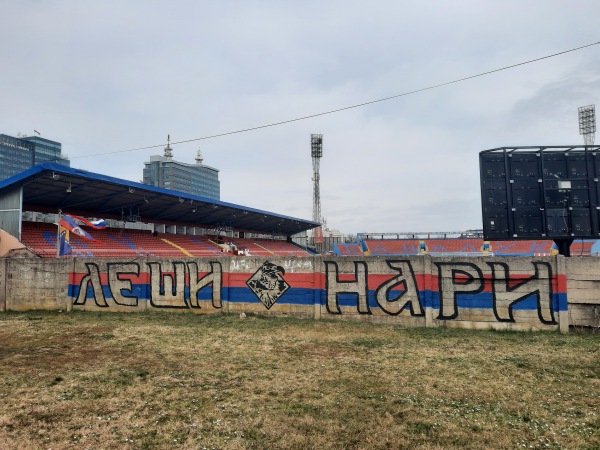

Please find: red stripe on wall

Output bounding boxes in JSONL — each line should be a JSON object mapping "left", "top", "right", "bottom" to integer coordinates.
{"left": 68, "top": 269, "right": 567, "bottom": 295}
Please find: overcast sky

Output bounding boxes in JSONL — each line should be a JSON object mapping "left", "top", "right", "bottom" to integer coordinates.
{"left": 2, "top": 1, "right": 600, "bottom": 234}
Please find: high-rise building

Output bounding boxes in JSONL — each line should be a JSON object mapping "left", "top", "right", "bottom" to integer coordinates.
{"left": 142, "top": 137, "right": 220, "bottom": 200}
{"left": 0, "top": 133, "right": 70, "bottom": 181}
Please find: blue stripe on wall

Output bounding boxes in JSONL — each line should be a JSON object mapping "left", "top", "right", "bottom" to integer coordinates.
{"left": 68, "top": 284, "right": 565, "bottom": 312}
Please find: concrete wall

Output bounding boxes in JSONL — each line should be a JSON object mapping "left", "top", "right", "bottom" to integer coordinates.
{"left": 0, "top": 255, "right": 578, "bottom": 332}
{"left": 4, "top": 258, "right": 72, "bottom": 311}
{"left": 565, "top": 257, "right": 600, "bottom": 328}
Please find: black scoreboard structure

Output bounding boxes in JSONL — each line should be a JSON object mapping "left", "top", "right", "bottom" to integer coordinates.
{"left": 480, "top": 146, "right": 600, "bottom": 256}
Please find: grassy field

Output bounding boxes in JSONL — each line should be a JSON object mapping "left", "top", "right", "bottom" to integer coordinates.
{"left": 0, "top": 311, "right": 598, "bottom": 449}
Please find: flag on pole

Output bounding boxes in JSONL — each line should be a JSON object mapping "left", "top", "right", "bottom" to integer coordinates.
{"left": 60, "top": 215, "right": 95, "bottom": 241}
{"left": 58, "top": 227, "right": 72, "bottom": 256}
{"left": 69, "top": 215, "right": 106, "bottom": 229}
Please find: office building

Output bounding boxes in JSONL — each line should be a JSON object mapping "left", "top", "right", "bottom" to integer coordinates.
{"left": 0, "top": 133, "right": 70, "bottom": 181}
{"left": 143, "top": 137, "right": 220, "bottom": 200}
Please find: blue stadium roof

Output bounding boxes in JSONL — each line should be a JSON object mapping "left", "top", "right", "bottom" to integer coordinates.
{"left": 0, "top": 163, "right": 319, "bottom": 235}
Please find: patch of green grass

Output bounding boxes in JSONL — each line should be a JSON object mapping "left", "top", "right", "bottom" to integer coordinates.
{"left": 350, "top": 338, "right": 386, "bottom": 348}
{"left": 407, "top": 420, "right": 436, "bottom": 435}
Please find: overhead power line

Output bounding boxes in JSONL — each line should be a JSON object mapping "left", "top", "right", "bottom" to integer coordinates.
{"left": 73, "top": 40, "right": 600, "bottom": 160}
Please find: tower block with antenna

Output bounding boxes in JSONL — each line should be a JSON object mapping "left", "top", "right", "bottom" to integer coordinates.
{"left": 311, "top": 134, "right": 323, "bottom": 249}
{"left": 164, "top": 134, "right": 173, "bottom": 159}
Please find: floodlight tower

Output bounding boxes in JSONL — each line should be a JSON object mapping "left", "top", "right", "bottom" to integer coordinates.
{"left": 578, "top": 105, "right": 596, "bottom": 145}
{"left": 311, "top": 134, "right": 323, "bottom": 225}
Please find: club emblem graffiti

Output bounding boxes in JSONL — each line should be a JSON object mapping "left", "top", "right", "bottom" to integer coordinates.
{"left": 246, "top": 262, "right": 290, "bottom": 309}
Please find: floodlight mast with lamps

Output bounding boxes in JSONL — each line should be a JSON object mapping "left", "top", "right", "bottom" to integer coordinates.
{"left": 578, "top": 104, "right": 596, "bottom": 145}
{"left": 311, "top": 134, "right": 323, "bottom": 224}
{"left": 311, "top": 134, "right": 323, "bottom": 250}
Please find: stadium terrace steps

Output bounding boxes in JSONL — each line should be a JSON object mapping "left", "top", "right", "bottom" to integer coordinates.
{"left": 20, "top": 222, "right": 597, "bottom": 258}
{"left": 214, "top": 238, "right": 309, "bottom": 257}
{"left": 570, "top": 241, "right": 595, "bottom": 255}
{"left": 334, "top": 243, "right": 363, "bottom": 256}
{"left": 20, "top": 222, "right": 311, "bottom": 258}
{"left": 161, "top": 234, "right": 222, "bottom": 257}
{"left": 362, "top": 239, "right": 595, "bottom": 256}
{"left": 251, "top": 239, "right": 310, "bottom": 257}
{"left": 364, "top": 239, "right": 495, "bottom": 255}
{"left": 224, "top": 238, "right": 273, "bottom": 256}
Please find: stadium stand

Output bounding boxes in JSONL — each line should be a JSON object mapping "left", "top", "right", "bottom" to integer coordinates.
{"left": 338, "top": 238, "right": 597, "bottom": 257}
{"left": 200, "top": 237, "right": 309, "bottom": 257}
{"left": 569, "top": 240, "right": 596, "bottom": 256}
{"left": 21, "top": 219, "right": 599, "bottom": 259}
{"left": 21, "top": 222, "right": 311, "bottom": 258}
{"left": 225, "top": 238, "right": 274, "bottom": 256}
{"left": 333, "top": 243, "right": 363, "bottom": 256}
{"left": 0, "top": 163, "right": 320, "bottom": 259}
{"left": 250, "top": 239, "right": 310, "bottom": 257}
{"left": 158, "top": 234, "right": 223, "bottom": 257}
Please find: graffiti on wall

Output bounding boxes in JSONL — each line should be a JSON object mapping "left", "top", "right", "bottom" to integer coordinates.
{"left": 324, "top": 260, "right": 425, "bottom": 316}
{"left": 247, "top": 262, "right": 289, "bottom": 309}
{"left": 69, "top": 258, "right": 565, "bottom": 325}
{"left": 72, "top": 261, "right": 222, "bottom": 309}
{"left": 434, "top": 261, "right": 557, "bottom": 324}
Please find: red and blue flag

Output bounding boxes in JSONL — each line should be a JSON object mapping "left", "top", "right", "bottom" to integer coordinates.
{"left": 59, "top": 215, "right": 95, "bottom": 241}
{"left": 69, "top": 215, "right": 107, "bottom": 229}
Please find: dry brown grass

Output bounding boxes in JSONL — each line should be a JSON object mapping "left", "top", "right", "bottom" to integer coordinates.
{"left": 0, "top": 311, "right": 598, "bottom": 449}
